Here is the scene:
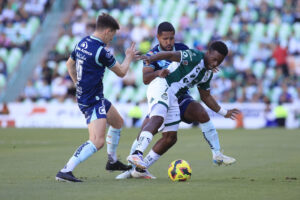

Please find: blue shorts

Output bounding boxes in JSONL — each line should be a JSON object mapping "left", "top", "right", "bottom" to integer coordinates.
{"left": 178, "top": 94, "right": 195, "bottom": 124}
{"left": 79, "top": 98, "right": 112, "bottom": 124}
{"left": 146, "top": 94, "right": 195, "bottom": 124}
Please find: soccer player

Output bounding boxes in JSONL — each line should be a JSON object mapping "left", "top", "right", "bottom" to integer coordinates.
{"left": 126, "top": 41, "right": 240, "bottom": 178}
{"left": 55, "top": 13, "right": 137, "bottom": 182}
{"left": 116, "top": 23, "right": 237, "bottom": 179}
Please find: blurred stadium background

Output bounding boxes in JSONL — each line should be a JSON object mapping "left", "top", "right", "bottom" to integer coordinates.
{"left": 0, "top": 0, "right": 299, "bottom": 129}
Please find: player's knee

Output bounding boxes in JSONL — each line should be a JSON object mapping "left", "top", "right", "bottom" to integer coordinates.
{"left": 144, "top": 116, "right": 164, "bottom": 133}
{"left": 164, "top": 133, "right": 177, "bottom": 146}
{"left": 114, "top": 117, "right": 124, "bottom": 129}
{"left": 90, "top": 137, "right": 105, "bottom": 150}
{"left": 196, "top": 112, "right": 210, "bottom": 123}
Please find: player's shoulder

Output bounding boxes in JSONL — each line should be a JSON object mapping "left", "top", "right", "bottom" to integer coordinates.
{"left": 174, "top": 43, "right": 189, "bottom": 50}
{"left": 146, "top": 44, "right": 159, "bottom": 56}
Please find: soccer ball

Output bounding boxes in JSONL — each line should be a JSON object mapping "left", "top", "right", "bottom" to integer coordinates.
{"left": 168, "top": 159, "right": 192, "bottom": 182}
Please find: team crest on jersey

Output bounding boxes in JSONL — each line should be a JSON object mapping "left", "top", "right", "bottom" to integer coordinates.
{"left": 80, "top": 42, "right": 88, "bottom": 49}
{"left": 106, "top": 51, "right": 112, "bottom": 58}
{"left": 202, "top": 71, "right": 211, "bottom": 82}
{"left": 182, "top": 60, "right": 188, "bottom": 65}
{"left": 161, "top": 92, "right": 168, "bottom": 100}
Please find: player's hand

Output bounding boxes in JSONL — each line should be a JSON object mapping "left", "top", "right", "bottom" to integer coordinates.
{"left": 125, "top": 42, "right": 136, "bottom": 60}
{"left": 157, "top": 69, "right": 170, "bottom": 78}
{"left": 138, "top": 55, "right": 151, "bottom": 65}
{"left": 224, "top": 108, "right": 241, "bottom": 120}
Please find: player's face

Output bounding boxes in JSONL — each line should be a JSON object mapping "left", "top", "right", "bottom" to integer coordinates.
{"left": 157, "top": 31, "right": 175, "bottom": 51}
{"left": 204, "top": 50, "right": 225, "bottom": 70}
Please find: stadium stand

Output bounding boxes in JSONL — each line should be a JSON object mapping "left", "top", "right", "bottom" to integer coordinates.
{"left": 0, "top": 0, "right": 52, "bottom": 92}
{"left": 1, "top": 0, "right": 299, "bottom": 105}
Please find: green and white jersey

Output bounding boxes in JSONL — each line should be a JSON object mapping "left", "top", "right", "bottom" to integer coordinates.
{"left": 165, "top": 49, "right": 213, "bottom": 98}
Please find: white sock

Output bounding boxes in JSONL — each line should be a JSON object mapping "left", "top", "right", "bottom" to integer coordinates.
{"left": 135, "top": 131, "right": 153, "bottom": 153}
{"left": 106, "top": 127, "right": 121, "bottom": 163}
{"left": 61, "top": 140, "right": 97, "bottom": 172}
{"left": 144, "top": 149, "right": 161, "bottom": 168}
{"left": 129, "top": 138, "right": 138, "bottom": 155}
{"left": 200, "top": 120, "right": 221, "bottom": 156}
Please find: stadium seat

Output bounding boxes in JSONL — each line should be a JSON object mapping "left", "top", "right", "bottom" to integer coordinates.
{"left": 6, "top": 48, "right": 22, "bottom": 75}
{"left": 0, "top": 73, "right": 6, "bottom": 89}
{"left": 0, "top": 48, "right": 8, "bottom": 62}
{"left": 252, "top": 61, "right": 266, "bottom": 79}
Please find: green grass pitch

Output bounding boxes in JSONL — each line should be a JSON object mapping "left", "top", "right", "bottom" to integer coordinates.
{"left": 0, "top": 128, "right": 299, "bottom": 200}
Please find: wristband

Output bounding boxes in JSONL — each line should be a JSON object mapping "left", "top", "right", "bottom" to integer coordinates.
{"left": 217, "top": 108, "right": 227, "bottom": 116}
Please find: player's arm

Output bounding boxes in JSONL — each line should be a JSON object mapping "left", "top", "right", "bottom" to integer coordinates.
{"left": 198, "top": 87, "right": 240, "bottom": 120}
{"left": 143, "top": 67, "right": 170, "bottom": 84}
{"left": 66, "top": 57, "right": 77, "bottom": 84}
{"left": 142, "top": 51, "right": 181, "bottom": 65}
{"left": 110, "top": 43, "right": 136, "bottom": 78}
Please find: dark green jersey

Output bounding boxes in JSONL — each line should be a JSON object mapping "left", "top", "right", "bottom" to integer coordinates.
{"left": 165, "top": 49, "right": 213, "bottom": 98}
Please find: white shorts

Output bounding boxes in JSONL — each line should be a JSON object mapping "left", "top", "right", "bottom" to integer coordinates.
{"left": 147, "top": 78, "right": 181, "bottom": 131}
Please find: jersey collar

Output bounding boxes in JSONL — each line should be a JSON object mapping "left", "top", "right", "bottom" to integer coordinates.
{"left": 90, "top": 35, "right": 106, "bottom": 46}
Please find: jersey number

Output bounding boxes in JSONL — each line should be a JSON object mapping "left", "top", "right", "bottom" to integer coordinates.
{"left": 76, "top": 59, "right": 83, "bottom": 81}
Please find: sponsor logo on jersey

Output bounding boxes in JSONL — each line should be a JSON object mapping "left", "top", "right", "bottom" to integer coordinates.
{"left": 182, "top": 60, "right": 188, "bottom": 65}
{"left": 182, "top": 51, "right": 188, "bottom": 58}
{"left": 98, "top": 105, "right": 106, "bottom": 115}
{"left": 106, "top": 51, "right": 112, "bottom": 58}
{"left": 76, "top": 52, "right": 87, "bottom": 60}
{"left": 76, "top": 45, "right": 92, "bottom": 56}
{"left": 202, "top": 71, "right": 211, "bottom": 82}
{"left": 80, "top": 42, "right": 88, "bottom": 49}
{"left": 161, "top": 92, "right": 168, "bottom": 100}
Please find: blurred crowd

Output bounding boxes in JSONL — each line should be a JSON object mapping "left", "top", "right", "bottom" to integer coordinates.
{"left": 0, "top": 0, "right": 52, "bottom": 87}
{"left": 15, "top": 0, "right": 300, "bottom": 105}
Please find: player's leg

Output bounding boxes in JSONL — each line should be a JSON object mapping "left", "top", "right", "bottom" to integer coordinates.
{"left": 56, "top": 101, "right": 108, "bottom": 182}
{"left": 127, "top": 78, "right": 169, "bottom": 169}
{"left": 129, "top": 116, "right": 150, "bottom": 155}
{"left": 181, "top": 98, "right": 236, "bottom": 165}
{"left": 128, "top": 104, "right": 166, "bottom": 169}
{"left": 130, "top": 99, "right": 181, "bottom": 179}
{"left": 105, "top": 102, "right": 131, "bottom": 171}
{"left": 56, "top": 118, "right": 106, "bottom": 182}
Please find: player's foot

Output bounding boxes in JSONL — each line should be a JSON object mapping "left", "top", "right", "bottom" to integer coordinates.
{"left": 106, "top": 160, "right": 132, "bottom": 171}
{"left": 55, "top": 171, "right": 82, "bottom": 182}
{"left": 131, "top": 167, "right": 156, "bottom": 179}
{"left": 213, "top": 152, "right": 236, "bottom": 166}
{"left": 115, "top": 169, "right": 133, "bottom": 179}
{"left": 127, "top": 154, "right": 147, "bottom": 169}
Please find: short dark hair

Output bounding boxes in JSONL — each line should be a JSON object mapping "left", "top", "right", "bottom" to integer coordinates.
{"left": 157, "top": 22, "right": 175, "bottom": 35}
{"left": 96, "top": 13, "right": 120, "bottom": 31}
{"left": 208, "top": 41, "right": 228, "bottom": 56}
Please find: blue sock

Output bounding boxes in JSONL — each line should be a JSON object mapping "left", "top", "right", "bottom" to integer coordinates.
{"left": 200, "top": 120, "right": 221, "bottom": 156}
{"left": 106, "top": 127, "right": 121, "bottom": 163}
{"left": 61, "top": 140, "right": 97, "bottom": 172}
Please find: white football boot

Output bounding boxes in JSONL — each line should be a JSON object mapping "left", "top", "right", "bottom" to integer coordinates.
{"left": 213, "top": 152, "right": 236, "bottom": 166}
{"left": 115, "top": 169, "right": 133, "bottom": 179}
{"left": 131, "top": 168, "right": 156, "bottom": 179}
{"left": 127, "top": 154, "right": 147, "bottom": 169}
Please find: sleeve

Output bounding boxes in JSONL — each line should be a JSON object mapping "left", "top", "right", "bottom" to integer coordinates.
{"left": 70, "top": 44, "right": 77, "bottom": 61}
{"left": 97, "top": 47, "right": 116, "bottom": 68}
{"left": 181, "top": 43, "right": 189, "bottom": 50}
{"left": 179, "top": 49, "right": 200, "bottom": 66}
{"left": 143, "top": 51, "right": 155, "bottom": 69}
{"left": 197, "top": 73, "right": 213, "bottom": 91}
